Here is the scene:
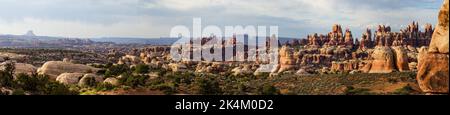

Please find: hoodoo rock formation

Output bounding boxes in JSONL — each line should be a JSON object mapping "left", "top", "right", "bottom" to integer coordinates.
{"left": 417, "top": 0, "right": 449, "bottom": 94}
{"left": 278, "top": 45, "right": 297, "bottom": 73}
{"left": 368, "top": 46, "right": 396, "bottom": 73}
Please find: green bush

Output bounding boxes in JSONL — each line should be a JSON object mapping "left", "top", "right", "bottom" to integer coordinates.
{"left": 42, "top": 82, "right": 78, "bottom": 95}
{"left": 134, "top": 64, "right": 150, "bottom": 74}
{"left": 192, "top": 77, "right": 222, "bottom": 95}
{"left": 119, "top": 74, "right": 148, "bottom": 88}
{"left": 0, "top": 71, "right": 14, "bottom": 87}
{"left": 151, "top": 83, "right": 176, "bottom": 95}
{"left": 259, "top": 84, "right": 279, "bottom": 95}
{"left": 96, "top": 82, "right": 115, "bottom": 91}
{"left": 0, "top": 62, "right": 15, "bottom": 87}
{"left": 15, "top": 73, "right": 49, "bottom": 92}
{"left": 12, "top": 88, "right": 26, "bottom": 95}
{"left": 393, "top": 85, "right": 414, "bottom": 95}
{"left": 80, "top": 77, "right": 97, "bottom": 88}
{"left": 105, "top": 64, "right": 131, "bottom": 78}
{"left": 344, "top": 86, "right": 372, "bottom": 95}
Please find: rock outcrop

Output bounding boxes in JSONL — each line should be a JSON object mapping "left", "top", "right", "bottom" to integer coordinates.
{"left": 78, "top": 74, "right": 104, "bottom": 87}
{"left": 14, "top": 63, "right": 37, "bottom": 77}
{"left": 417, "top": 0, "right": 449, "bottom": 94}
{"left": 37, "top": 61, "right": 99, "bottom": 80}
{"left": 0, "top": 62, "right": 36, "bottom": 76}
{"left": 330, "top": 60, "right": 362, "bottom": 72}
{"left": 368, "top": 46, "right": 396, "bottom": 73}
{"left": 392, "top": 46, "right": 410, "bottom": 72}
{"left": 56, "top": 73, "right": 84, "bottom": 85}
{"left": 103, "top": 77, "right": 120, "bottom": 86}
{"left": 428, "top": 0, "right": 449, "bottom": 54}
{"left": 417, "top": 53, "right": 449, "bottom": 93}
{"left": 168, "top": 63, "right": 188, "bottom": 72}
{"left": 232, "top": 64, "right": 254, "bottom": 76}
{"left": 278, "top": 45, "right": 297, "bottom": 73}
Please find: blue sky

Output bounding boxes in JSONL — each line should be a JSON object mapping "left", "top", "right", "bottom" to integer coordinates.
{"left": 0, "top": 0, "right": 444, "bottom": 38}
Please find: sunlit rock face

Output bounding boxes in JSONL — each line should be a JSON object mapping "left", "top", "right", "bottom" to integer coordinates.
{"left": 417, "top": 0, "right": 449, "bottom": 94}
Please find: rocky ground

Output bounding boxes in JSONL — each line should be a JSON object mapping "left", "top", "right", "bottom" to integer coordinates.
{"left": 84, "top": 72, "right": 421, "bottom": 95}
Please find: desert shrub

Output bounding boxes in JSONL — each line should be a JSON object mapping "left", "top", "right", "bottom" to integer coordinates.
{"left": 255, "top": 72, "right": 270, "bottom": 79}
{"left": 96, "top": 82, "right": 115, "bottom": 91}
{"left": 119, "top": 74, "right": 148, "bottom": 88}
{"left": 15, "top": 73, "right": 50, "bottom": 92}
{"left": 0, "top": 62, "right": 15, "bottom": 87}
{"left": 42, "top": 82, "right": 78, "bottom": 95}
{"left": 134, "top": 64, "right": 150, "bottom": 74}
{"left": 151, "top": 82, "right": 176, "bottom": 95}
{"left": 81, "top": 77, "right": 97, "bottom": 88}
{"left": 393, "top": 85, "right": 414, "bottom": 95}
{"left": 105, "top": 64, "right": 130, "bottom": 78}
{"left": 344, "top": 86, "right": 372, "bottom": 95}
{"left": 164, "top": 72, "right": 195, "bottom": 85}
{"left": 191, "top": 76, "right": 222, "bottom": 95}
{"left": 0, "top": 71, "right": 14, "bottom": 87}
{"left": 258, "top": 84, "right": 280, "bottom": 95}
{"left": 104, "top": 63, "right": 113, "bottom": 69}
{"left": 222, "top": 82, "right": 249, "bottom": 95}
{"left": 96, "top": 69, "right": 107, "bottom": 75}
{"left": 12, "top": 88, "right": 26, "bottom": 95}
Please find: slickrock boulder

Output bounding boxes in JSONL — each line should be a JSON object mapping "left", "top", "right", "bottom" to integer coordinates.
{"left": 14, "top": 63, "right": 37, "bottom": 75}
{"left": 278, "top": 45, "right": 297, "bottom": 73}
{"left": 296, "top": 69, "right": 311, "bottom": 75}
{"left": 417, "top": 0, "right": 449, "bottom": 94}
{"left": 37, "top": 61, "right": 99, "bottom": 80}
{"left": 1, "top": 87, "right": 13, "bottom": 95}
{"left": 0, "top": 57, "right": 4, "bottom": 62}
{"left": 78, "top": 74, "right": 104, "bottom": 87}
{"left": 118, "top": 55, "right": 141, "bottom": 65}
{"left": 56, "top": 73, "right": 84, "bottom": 85}
{"left": 0, "top": 53, "right": 26, "bottom": 61}
{"left": 369, "top": 46, "right": 396, "bottom": 73}
{"left": 103, "top": 77, "right": 120, "bottom": 86}
{"left": 231, "top": 65, "right": 253, "bottom": 76}
{"left": 392, "top": 46, "right": 410, "bottom": 71}
{"left": 0, "top": 62, "right": 36, "bottom": 76}
{"left": 168, "top": 63, "right": 188, "bottom": 72}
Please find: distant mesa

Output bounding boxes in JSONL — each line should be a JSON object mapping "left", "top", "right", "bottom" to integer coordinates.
{"left": 24, "top": 30, "right": 36, "bottom": 37}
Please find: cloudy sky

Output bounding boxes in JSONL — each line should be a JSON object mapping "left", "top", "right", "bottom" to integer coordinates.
{"left": 0, "top": 0, "right": 444, "bottom": 38}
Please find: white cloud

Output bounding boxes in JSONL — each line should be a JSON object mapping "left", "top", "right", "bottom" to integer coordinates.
{"left": 0, "top": 16, "right": 171, "bottom": 38}
{"left": 0, "top": 0, "right": 443, "bottom": 38}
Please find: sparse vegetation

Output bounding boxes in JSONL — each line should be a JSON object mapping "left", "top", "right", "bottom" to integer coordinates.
{"left": 134, "top": 64, "right": 150, "bottom": 74}
{"left": 393, "top": 85, "right": 414, "bottom": 95}
{"left": 192, "top": 76, "right": 222, "bottom": 95}
{"left": 119, "top": 74, "right": 148, "bottom": 88}
{"left": 0, "top": 63, "right": 78, "bottom": 95}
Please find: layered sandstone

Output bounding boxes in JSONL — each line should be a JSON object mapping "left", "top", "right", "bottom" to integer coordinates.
{"left": 417, "top": 0, "right": 449, "bottom": 94}
{"left": 38, "top": 61, "right": 99, "bottom": 80}
{"left": 368, "top": 46, "right": 396, "bottom": 73}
